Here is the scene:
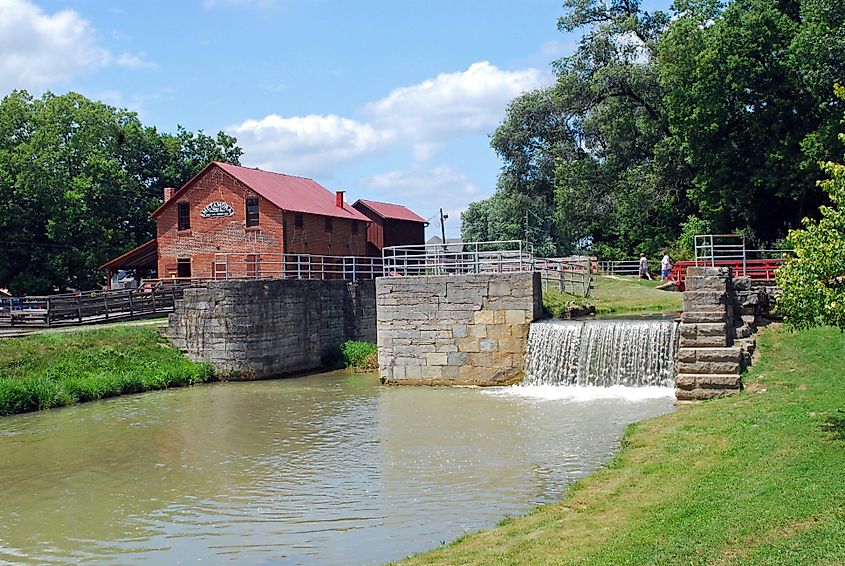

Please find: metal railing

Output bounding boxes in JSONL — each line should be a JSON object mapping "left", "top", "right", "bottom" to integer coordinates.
{"left": 536, "top": 257, "right": 596, "bottom": 297}
{"left": 383, "top": 240, "right": 595, "bottom": 297}
{"left": 383, "top": 240, "right": 534, "bottom": 276}
{"left": 597, "top": 260, "right": 642, "bottom": 276}
{"left": 211, "top": 253, "right": 384, "bottom": 282}
{"left": 694, "top": 234, "right": 790, "bottom": 277}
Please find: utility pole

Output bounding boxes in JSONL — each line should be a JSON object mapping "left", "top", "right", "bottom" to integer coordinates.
{"left": 439, "top": 208, "right": 448, "bottom": 244}
{"left": 524, "top": 210, "right": 529, "bottom": 242}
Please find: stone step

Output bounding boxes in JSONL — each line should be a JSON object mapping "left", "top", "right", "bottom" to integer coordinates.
{"left": 677, "top": 346, "right": 742, "bottom": 364}
{"left": 677, "top": 360, "right": 741, "bottom": 374}
{"left": 679, "top": 322, "right": 727, "bottom": 337}
{"left": 675, "top": 373, "right": 742, "bottom": 390}
{"left": 675, "top": 387, "right": 740, "bottom": 401}
{"left": 681, "top": 311, "right": 728, "bottom": 324}
{"left": 680, "top": 334, "right": 731, "bottom": 348}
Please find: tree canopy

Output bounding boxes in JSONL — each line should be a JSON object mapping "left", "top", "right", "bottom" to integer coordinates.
{"left": 464, "top": 0, "right": 845, "bottom": 259}
{"left": 0, "top": 90, "right": 242, "bottom": 295}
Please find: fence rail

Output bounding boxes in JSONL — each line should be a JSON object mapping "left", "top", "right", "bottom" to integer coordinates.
{"left": 536, "top": 257, "right": 596, "bottom": 297}
{"left": 211, "top": 253, "right": 384, "bottom": 282}
{"left": 0, "top": 281, "right": 200, "bottom": 328}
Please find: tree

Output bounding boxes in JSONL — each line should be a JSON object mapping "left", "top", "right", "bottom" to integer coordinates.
{"left": 659, "top": 0, "right": 845, "bottom": 243}
{"left": 0, "top": 90, "right": 242, "bottom": 295}
{"left": 775, "top": 85, "right": 845, "bottom": 331}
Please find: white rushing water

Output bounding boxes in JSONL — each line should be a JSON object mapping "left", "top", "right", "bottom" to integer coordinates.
{"left": 522, "top": 319, "right": 679, "bottom": 389}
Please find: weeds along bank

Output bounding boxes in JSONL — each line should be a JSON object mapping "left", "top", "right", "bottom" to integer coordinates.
{"left": 401, "top": 325, "right": 845, "bottom": 566}
{"left": 0, "top": 327, "right": 213, "bottom": 416}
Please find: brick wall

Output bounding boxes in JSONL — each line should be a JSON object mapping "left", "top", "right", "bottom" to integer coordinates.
{"left": 166, "top": 279, "right": 376, "bottom": 378}
{"left": 156, "top": 165, "right": 367, "bottom": 279}
{"left": 376, "top": 273, "right": 543, "bottom": 385}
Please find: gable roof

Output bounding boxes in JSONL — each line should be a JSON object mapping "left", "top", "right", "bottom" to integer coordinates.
{"left": 353, "top": 199, "right": 428, "bottom": 224}
{"left": 151, "top": 162, "right": 370, "bottom": 222}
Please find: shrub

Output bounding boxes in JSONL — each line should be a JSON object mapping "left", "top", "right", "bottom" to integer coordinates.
{"left": 339, "top": 341, "right": 378, "bottom": 370}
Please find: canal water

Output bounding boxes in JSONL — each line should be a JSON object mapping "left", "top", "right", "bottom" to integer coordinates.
{"left": 0, "top": 372, "right": 673, "bottom": 565}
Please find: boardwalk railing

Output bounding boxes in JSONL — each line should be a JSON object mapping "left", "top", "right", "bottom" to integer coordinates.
{"left": 0, "top": 281, "right": 200, "bottom": 328}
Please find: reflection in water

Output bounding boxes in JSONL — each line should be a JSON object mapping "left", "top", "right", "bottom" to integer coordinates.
{"left": 0, "top": 372, "right": 673, "bottom": 564}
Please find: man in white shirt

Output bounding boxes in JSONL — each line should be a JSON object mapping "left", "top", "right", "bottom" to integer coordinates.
{"left": 661, "top": 253, "right": 672, "bottom": 280}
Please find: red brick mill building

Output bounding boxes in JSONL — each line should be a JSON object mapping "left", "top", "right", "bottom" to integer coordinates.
{"left": 101, "top": 161, "right": 428, "bottom": 285}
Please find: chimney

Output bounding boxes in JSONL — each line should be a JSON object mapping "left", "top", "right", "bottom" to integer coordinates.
{"left": 163, "top": 187, "right": 176, "bottom": 202}
{"left": 335, "top": 190, "right": 345, "bottom": 209}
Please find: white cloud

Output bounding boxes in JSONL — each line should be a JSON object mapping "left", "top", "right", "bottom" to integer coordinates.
{"left": 360, "top": 165, "right": 482, "bottom": 225}
{"left": 230, "top": 61, "right": 551, "bottom": 177}
{"left": 0, "top": 0, "right": 155, "bottom": 94}
{"left": 229, "top": 114, "right": 394, "bottom": 177}
{"left": 0, "top": 0, "right": 108, "bottom": 92}
{"left": 363, "top": 61, "right": 553, "bottom": 158}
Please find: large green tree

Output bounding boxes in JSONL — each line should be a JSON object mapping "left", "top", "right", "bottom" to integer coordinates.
{"left": 0, "top": 91, "right": 242, "bottom": 295}
{"left": 467, "top": 0, "right": 845, "bottom": 258}
{"left": 659, "top": 0, "right": 845, "bottom": 243}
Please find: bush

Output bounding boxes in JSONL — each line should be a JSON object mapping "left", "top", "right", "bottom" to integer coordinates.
{"left": 339, "top": 341, "right": 378, "bottom": 370}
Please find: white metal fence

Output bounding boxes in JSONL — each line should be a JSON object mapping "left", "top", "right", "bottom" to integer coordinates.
{"left": 383, "top": 240, "right": 595, "bottom": 297}
{"left": 211, "top": 253, "right": 384, "bottom": 282}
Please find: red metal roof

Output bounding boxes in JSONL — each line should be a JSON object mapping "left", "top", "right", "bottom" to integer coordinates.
{"left": 353, "top": 199, "right": 428, "bottom": 224}
{"left": 151, "top": 162, "right": 370, "bottom": 222}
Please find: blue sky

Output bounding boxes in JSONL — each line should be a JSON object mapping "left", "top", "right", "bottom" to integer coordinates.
{"left": 1, "top": 0, "right": 668, "bottom": 238}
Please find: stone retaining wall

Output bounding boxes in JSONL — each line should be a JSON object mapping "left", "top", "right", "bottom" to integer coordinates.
{"left": 166, "top": 279, "right": 376, "bottom": 379}
{"left": 377, "top": 273, "right": 543, "bottom": 385}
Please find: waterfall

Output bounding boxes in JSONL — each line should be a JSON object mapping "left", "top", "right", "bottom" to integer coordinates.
{"left": 523, "top": 319, "right": 678, "bottom": 388}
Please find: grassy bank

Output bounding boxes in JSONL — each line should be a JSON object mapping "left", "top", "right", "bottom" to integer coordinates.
{"left": 401, "top": 325, "right": 845, "bottom": 565}
{"left": 0, "top": 327, "right": 213, "bottom": 416}
{"left": 544, "top": 275, "right": 682, "bottom": 317}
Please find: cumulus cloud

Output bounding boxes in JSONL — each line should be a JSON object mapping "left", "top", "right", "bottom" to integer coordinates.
{"left": 228, "top": 114, "right": 394, "bottom": 177}
{"left": 231, "top": 61, "right": 551, "bottom": 176}
{"left": 0, "top": 0, "right": 154, "bottom": 94}
{"left": 360, "top": 165, "right": 482, "bottom": 223}
{"left": 363, "top": 61, "right": 553, "bottom": 158}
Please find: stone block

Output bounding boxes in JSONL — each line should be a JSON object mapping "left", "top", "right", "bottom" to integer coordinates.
{"left": 686, "top": 266, "right": 731, "bottom": 278}
{"left": 452, "top": 324, "right": 468, "bottom": 338}
{"left": 683, "top": 291, "right": 728, "bottom": 312}
{"left": 677, "top": 360, "right": 741, "bottom": 374}
{"left": 479, "top": 338, "right": 498, "bottom": 352}
{"left": 470, "top": 324, "right": 488, "bottom": 338}
{"left": 679, "top": 334, "right": 730, "bottom": 348}
{"left": 675, "top": 387, "right": 739, "bottom": 401}
{"left": 680, "top": 311, "right": 726, "bottom": 324}
{"left": 448, "top": 352, "right": 468, "bottom": 366}
{"left": 473, "top": 310, "right": 496, "bottom": 324}
{"left": 685, "top": 276, "right": 730, "bottom": 293}
{"left": 505, "top": 309, "right": 528, "bottom": 325}
{"left": 456, "top": 337, "right": 480, "bottom": 353}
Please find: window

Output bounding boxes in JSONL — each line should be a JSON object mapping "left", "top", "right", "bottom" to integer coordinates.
{"left": 295, "top": 212, "right": 303, "bottom": 229}
{"left": 246, "top": 198, "right": 259, "bottom": 227}
{"left": 325, "top": 216, "right": 333, "bottom": 232}
{"left": 177, "top": 202, "right": 190, "bottom": 231}
{"left": 352, "top": 221, "right": 359, "bottom": 234}
{"left": 176, "top": 258, "right": 191, "bottom": 278}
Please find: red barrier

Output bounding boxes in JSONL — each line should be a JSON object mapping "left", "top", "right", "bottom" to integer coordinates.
{"left": 670, "top": 259, "right": 783, "bottom": 291}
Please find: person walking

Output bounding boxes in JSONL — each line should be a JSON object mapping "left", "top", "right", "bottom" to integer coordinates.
{"left": 661, "top": 253, "right": 672, "bottom": 280}
{"left": 638, "top": 253, "right": 652, "bottom": 280}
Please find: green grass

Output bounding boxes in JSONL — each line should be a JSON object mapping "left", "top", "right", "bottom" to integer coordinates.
{"left": 399, "top": 325, "right": 845, "bottom": 565}
{"left": 0, "top": 327, "right": 213, "bottom": 416}
{"left": 544, "top": 275, "right": 682, "bottom": 317}
{"left": 339, "top": 340, "right": 378, "bottom": 371}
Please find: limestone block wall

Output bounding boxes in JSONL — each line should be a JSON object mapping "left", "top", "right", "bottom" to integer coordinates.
{"left": 166, "top": 279, "right": 376, "bottom": 379}
{"left": 376, "top": 272, "right": 543, "bottom": 385}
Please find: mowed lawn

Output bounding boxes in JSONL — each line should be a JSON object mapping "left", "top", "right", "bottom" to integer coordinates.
{"left": 545, "top": 275, "right": 683, "bottom": 317}
{"left": 400, "top": 325, "right": 845, "bottom": 565}
{"left": 0, "top": 326, "right": 213, "bottom": 416}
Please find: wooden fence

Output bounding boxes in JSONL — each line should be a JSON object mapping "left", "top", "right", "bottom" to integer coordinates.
{"left": 0, "top": 282, "right": 198, "bottom": 328}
